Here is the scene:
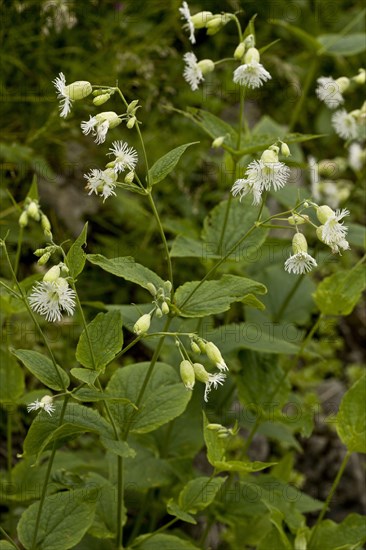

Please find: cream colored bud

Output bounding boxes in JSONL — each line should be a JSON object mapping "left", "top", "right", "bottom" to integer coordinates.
{"left": 27, "top": 201, "right": 40, "bottom": 221}
{"left": 127, "top": 100, "right": 139, "bottom": 115}
{"left": 352, "top": 68, "right": 365, "bottom": 85}
{"left": 292, "top": 233, "right": 308, "bottom": 255}
{"left": 281, "top": 142, "right": 291, "bottom": 157}
{"left": 260, "top": 148, "right": 278, "bottom": 164}
{"left": 316, "top": 205, "right": 334, "bottom": 224}
{"left": 43, "top": 265, "right": 61, "bottom": 283}
{"left": 190, "top": 11, "right": 213, "bottom": 28}
{"left": 190, "top": 341, "right": 201, "bottom": 355}
{"left": 146, "top": 283, "right": 157, "bottom": 296}
{"left": 34, "top": 248, "right": 46, "bottom": 257}
{"left": 244, "top": 34, "right": 255, "bottom": 49}
{"left": 212, "top": 136, "right": 225, "bottom": 148}
{"left": 64, "top": 81, "right": 92, "bottom": 100}
{"left": 93, "top": 93, "right": 111, "bottom": 106}
{"left": 234, "top": 42, "right": 245, "bottom": 60}
{"left": 193, "top": 363, "right": 210, "bottom": 384}
{"left": 195, "top": 338, "right": 207, "bottom": 354}
{"left": 288, "top": 214, "right": 309, "bottom": 225}
{"left": 205, "top": 342, "right": 228, "bottom": 371}
{"left": 41, "top": 215, "right": 51, "bottom": 233}
{"left": 316, "top": 226, "right": 326, "bottom": 243}
{"left": 155, "top": 307, "right": 163, "bottom": 318}
{"left": 161, "top": 301, "right": 170, "bottom": 315}
{"left": 335, "top": 76, "right": 350, "bottom": 94}
{"left": 19, "top": 211, "right": 28, "bottom": 227}
{"left": 96, "top": 111, "right": 121, "bottom": 129}
{"left": 124, "top": 171, "right": 134, "bottom": 184}
{"left": 197, "top": 59, "right": 215, "bottom": 75}
{"left": 40, "top": 395, "right": 54, "bottom": 406}
{"left": 206, "top": 14, "right": 230, "bottom": 34}
{"left": 244, "top": 47, "right": 260, "bottom": 64}
{"left": 133, "top": 313, "right": 151, "bottom": 335}
{"left": 207, "top": 423, "right": 222, "bottom": 430}
{"left": 38, "top": 252, "right": 51, "bottom": 265}
{"left": 127, "top": 116, "right": 136, "bottom": 129}
{"left": 180, "top": 360, "right": 195, "bottom": 390}
{"left": 163, "top": 281, "right": 172, "bottom": 295}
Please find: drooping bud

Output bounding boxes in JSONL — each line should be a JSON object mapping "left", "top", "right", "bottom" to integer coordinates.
{"left": 40, "top": 394, "right": 54, "bottom": 407}
{"left": 244, "top": 47, "right": 260, "bottom": 64}
{"left": 280, "top": 142, "right": 291, "bottom": 157}
{"left": 161, "top": 301, "right": 170, "bottom": 315}
{"left": 43, "top": 265, "right": 61, "bottom": 282}
{"left": 38, "top": 252, "right": 51, "bottom": 265}
{"left": 193, "top": 363, "right": 210, "bottom": 384}
{"left": 190, "top": 11, "right": 213, "bottom": 28}
{"left": 146, "top": 283, "right": 157, "bottom": 296}
{"left": 93, "top": 93, "right": 111, "bottom": 106}
{"left": 195, "top": 338, "right": 207, "bottom": 354}
{"left": 41, "top": 215, "right": 52, "bottom": 236}
{"left": 19, "top": 211, "right": 28, "bottom": 227}
{"left": 352, "top": 68, "right": 365, "bottom": 85}
{"left": 163, "top": 280, "right": 172, "bottom": 296}
{"left": 34, "top": 248, "right": 46, "bottom": 257}
{"left": 96, "top": 111, "right": 121, "bottom": 130}
{"left": 64, "top": 81, "right": 92, "bottom": 100}
{"left": 126, "top": 116, "right": 136, "bottom": 129}
{"left": 335, "top": 76, "right": 350, "bottom": 94}
{"left": 27, "top": 201, "right": 40, "bottom": 221}
{"left": 205, "top": 342, "right": 228, "bottom": 371}
{"left": 124, "top": 171, "right": 135, "bottom": 184}
{"left": 180, "top": 360, "right": 195, "bottom": 390}
{"left": 190, "top": 341, "right": 201, "bottom": 355}
{"left": 244, "top": 34, "right": 255, "bottom": 49}
{"left": 260, "top": 148, "right": 278, "bottom": 164}
{"left": 197, "top": 59, "right": 215, "bottom": 75}
{"left": 206, "top": 14, "right": 231, "bottom": 35}
{"left": 292, "top": 233, "right": 308, "bottom": 255}
{"left": 288, "top": 214, "right": 309, "bottom": 225}
{"left": 133, "top": 313, "right": 151, "bottom": 335}
{"left": 155, "top": 307, "right": 163, "bottom": 318}
{"left": 234, "top": 42, "right": 245, "bottom": 60}
{"left": 316, "top": 205, "right": 334, "bottom": 224}
{"left": 212, "top": 136, "right": 225, "bottom": 148}
{"left": 207, "top": 423, "right": 223, "bottom": 430}
{"left": 127, "top": 100, "right": 139, "bottom": 115}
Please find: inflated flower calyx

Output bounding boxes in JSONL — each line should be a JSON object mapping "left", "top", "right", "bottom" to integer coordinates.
{"left": 38, "top": 252, "right": 51, "bottom": 265}
{"left": 260, "top": 148, "right": 278, "bottom": 164}
{"left": 205, "top": 341, "right": 228, "bottom": 371}
{"left": 124, "top": 171, "right": 135, "bottom": 184}
{"left": 146, "top": 283, "right": 157, "bottom": 297}
{"left": 93, "top": 93, "right": 111, "bottom": 106}
{"left": 234, "top": 42, "right": 245, "bottom": 60}
{"left": 353, "top": 68, "right": 365, "bottom": 84}
{"left": 126, "top": 116, "right": 136, "bottom": 129}
{"left": 335, "top": 76, "right": 350, "bottom": 94}
{"left": 155, "top": 307, "right": 163, "bottom": 318}
{"left": 190, "top": 341, "right": 201, "bottom": 355}
{"left": 27, "top": 201, "right": 41, "bottom": 221}
{"left": 280, "top": 142, "right": 291, "bottom": 157}
{"left": 316, "top": 205, "right": 334, "bottom": 224}
{"left": 64, "top": 80, "right": 92, "bottom": 100}
{"left": 18, "top": 211, "right": 28, "bottom": 228}
{"left": 192, "top": 363, "right": 210, "bottom": 383}
{"left": 163, "top": 280, "right": 172, "bottom": 296}
{"left": 180, "top": 360, "right": 195, "bottom": 390}
{"left": 190, "top": 11, "right": 213, "bottom": 28}
{"left": 133, "top": 313, "right": 151, "bottom": 335}
{"left": 43, "top": 265, "right": 61, "bottom": 283}
{"left": 127, "top": 100, "right": 139, "bottom": 115}
{"left": 244, "top": 47, "right": 260, "bottom": 64}
{"left": 212, "top": 136, "right": 225, "bottom": 148}
{"left": 161, "top": 301, "right": 170, "bottom": 315}
{"left": 206, "top": 13, "right": 231, "bottom": 34}
{"left": 197, "top": 59, "right": 215, "bottom": 75}
{"left": 288, "top": 214, "right": 309, "bottom": 225}
{"left": 292, "top": 232, "right": 308, "bottom": 254}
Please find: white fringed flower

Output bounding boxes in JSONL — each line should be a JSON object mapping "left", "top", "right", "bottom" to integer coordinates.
{"left": 193, "top": 363, "right": 226, "bottom": 402}
{"left": 84, "top": 168, "right": 118, "bottom": 201}
{"left": 318, "top": 208, "right": 350, "bottom": 253}
{"left": 332, "top": 110, "right": 358, "bottom": 140}
{"left": 183, "top": 52, "right": 204, "bottom": 90}
{"left": 81, "top": 112, "right": 121, "bottom": 144}
{"left": 231, "top": 177, "right": 263, "bottom": 205}
{"left": 315, "top": 77, "right": 344, "bottom": 109}
{"left": 284, "top": 233, "right": 317, "bottom": 275}
{"left": 29, "top": 278, "right": 76, "bottom": 322}
{"left": 53, "top": 72, "right": 92, "bottom": 118}
{"left": 233, "top": 62, "right": 271, "bottom": 89}
{"left": 108, "top": 141, "right": 138, "bottom": 174}
{"left": 27, "top": 395, "right": 55, "bottom": 416}
{"left": 179, "top": 1, "right": 196, "bottom": 44}
{"left": 205, "top": 342, "right": 228, "bottom": 372}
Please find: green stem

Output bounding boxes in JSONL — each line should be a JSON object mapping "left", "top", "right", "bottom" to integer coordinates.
{"left": 0, "top": 526, "right": 20, "bottom": 549}
{"left": 147, "top": 192, "right": 173, "bottom": 287}
{"left": 217, "top": 192, "right": 233, "bottom": 256}
{"left": 309, "top": 451, "right": 351, "bottom": 546}
{"left": 242, "top": 416, "right": 262, "bottom": 455}
{"left": 117, "top": 456, "right": 124, "bottom": 550}
{"left": 31, "top": 396, "right": 69, "bottom": 550}
{"left": 289, "top": 57, "right": 318, "bottom": 131}
{"left": 14, "top": 226, "right": 23, "bottom": 278}
{"left": 273, "top": 274, "right": 304, "bottom": 323}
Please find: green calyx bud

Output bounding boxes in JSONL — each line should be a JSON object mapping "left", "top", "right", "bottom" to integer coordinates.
{"left": 180, "top": 360, "right": 195, "bottom": 390}
{"left": 190, "top": 341, "right": 201, "bottom": 355}
{"left": 292, "top": 233, "right": 308, "bottom": 254}
{"left": 64, "top": 81, "right": 92, "bottom": 101}
{"left": 205, "top": 341, "right": 227, "bottom": 371}
{"left": 195, "top": 338, "right": 207, "bottom": 354}
{"left": 335, "top": 76, "right": 350, "bottom": 94}
{"left": 193, "top": 363, "right": 210, "bottom": 384}
{"left": 155, "top": 307, "right": 163, "bottom": 318}
{"left": 41, "top": 215, "right": 51, "bottom": 233}
{"left": 127, "top": 116, "right": 136, "bottom": 129}
{"left": 260, "top": 148, "right": 278, "bottom": 164}
{"left": 146, "top": 283, "right": 157, "bottom": 296}
{"left": 19, "top": 211, "right": 28, "bottom": 227}
{"left": 161, "top": 301, "right": 170, "bottom": 315}
{"left": 288, "top": 214, "right": 309, "bottom": 225}
{"left": 244, "top": 34, "right": 255, "bottom": 49}
{"left": 244, "top": 47, "right": 260, "bottom": 64}
{"left": 163, "top": 280, "right": 172, "bottom": 296}
{"left": 316, "top": 205, "right": 334, "bottom": 224}
{"left": 38, "top": 252, "right": 51, "bottom": 265}
{"left": 93, "top": 93, "right": 111, "bottom": 106}
{"left": 352, "top": 68, "right": 365, "bottom": 85}
{"left": 96, "top": 112, "right": 121, "bottom": 129}
{"left": 133, "top": 313, "right": 151, "bottom": 335}
{"left": 127, "top": 100, "right": 139, "bottom": 115}
{"left": 197, "top": 59, "right": 215, "bottom": 75}
{"left": 207, "top": 423, "right": 223, "bottom": 430}
{"left": 280, "top": 142, "right": 291, "bottom": 157}
{"left": 27, "top": 201, "right": 40, "bottom": 221}
{"left": 316, "top": 225, "right": 325, "bottom": 243}
{"left": 206, "top": 14, "right": 230, "bottom": 34}
{"left": 43, "top": 265, "right": 61, "bottom": 283}
{"left": 124, "top": 171, "right": 135, "bottom": 184}
{"left": 34, "top": 248, "right": 46, "bottom": 257}
{"left": 212, "top": 136, "right": 225, "bottom": 148}
{"left": 190, "top": 11, "right": 213, "bottom": 28}
{"left": 234, "top": 42, "right": 245, "bottom": 60}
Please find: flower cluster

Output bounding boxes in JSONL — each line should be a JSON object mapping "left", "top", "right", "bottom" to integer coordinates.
{"left": 18, "top": 198, "right": 52, "bottom": 238}
{"left": 232, "top": 144, "right": 291, "bottom": 205}
{"left": 233, "top": 46, "right": 271, "bottom": 89}
{"left": 133, "top": 281, "right": 173, "bottom": 336}
{"left": 29, "top": 264, "right": 76, "bottom": 322}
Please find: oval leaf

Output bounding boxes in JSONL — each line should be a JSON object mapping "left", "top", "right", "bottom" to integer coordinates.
{"left": 336, "top": 374, "right": 366, "bottom": 453}
{"left": 12, "top": 349, "right": 69, "bottom": 391}
{"left": 148, "top": 142, "right": 198, "bottom": 186}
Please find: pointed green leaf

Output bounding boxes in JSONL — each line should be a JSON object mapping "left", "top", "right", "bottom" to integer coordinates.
{"left": 12, "top": 349, "right": 69, "bottom": 391}
{"left": 66, "top": 223, "right": 88, "bottom": 279}
{"left": 76, "top": 310, "right": 123, "bottom": 371}
{"left": 174, "top": 274, "right": 266, "bottom": 317}
{"left": 17, "top": 490, "right": 96, "bottom": 550}
{"left": 214, "top": 460, "right": 276, "bottom": 473}
{"left": 318, "top": 33, "right": 366, "bottom": 55}
{"left": 26, "top": 174, "right": 39, "bottom": 201}
{"left": 100, "top": 437, "right": 136, "bottom": 458}
{"left": 70, "top": 368, "right": 99, "bottom": 386}
{"left": 310, "top": 514, "right": 366, "bottom": 550}
{"left": 270, "top": 19, "right": 321, "bottom": 51}
{"left": 203, "top": 412, "right": 226, "bottom": 466}
{"left": 132, "top": 534, "right": 199, "bottom": 550}
{"left": 185, "top": 108, "right": 238, "bottom": 149}
{"left": 107, "top": 362, "right": 191, "bottom": 434}
{"left": 313, "top": 263, "right": 366, "bottom": 316}
{"left": 148, "top": 142, "right": 199, "bottom": 186}
{"left": 178, "top": 476, "right": 227, "bottom": 514}
{"left": 87, "top": 254, "right": 164, "bottom": 290}
{"left": 337, "top": 375, "right": 366, "bottom": 453}
{"left": 167, "top": 500, "right": 196, "bottom": 524}
{"left": 0, "top": 348, "right": 25, "bottom": 402}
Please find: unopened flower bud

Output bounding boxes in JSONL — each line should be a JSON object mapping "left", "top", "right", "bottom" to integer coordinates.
{"left": 163, "top": 280, "right": 172, "bottom": 295}
{"left": 191, "top": 341, "right": 201, "bottom": 355}
{"left": 93, "top": 93, "right": 111, "bottom": 106}
{"left": 64, "top": 81, "right": 92, "bottom": 100}
{"left": 218, "top": 432, "right": 230, "bottom": 439}
{"left": 335, "top": 76, "right": 350, "bottom": 94}
{"left": 352, "top": 68, "right": 365, "bottom": 85}
{"left": 38, "top": 252, "right": 51, "bottom": 265}
{"left": 288, "top": 214, "right": 309, "bottom": 225}
{"left": 206, "top": 14, "right": 230, "bottom": 34}
{"left": 125, "top": 171, "right": 135, "bottom": 184}
{"left": 316, "top": 205, "right": 334, "bottom": 224}
{"left": 146, "top": 283, "right": 157, "bottom": 296}
{"left": 27, "top": 201, "right": 40, "bottom": 221}
{"left": 197, "top": 59, "right": 215, "bottom": 75}
{"left": 127, "top": 100, "right": 139, "bottom": 115}
{"left": 60, "top": 264, "right": 69, "bottom": 275}
{"left": 34, "top": 248, "right": 46, "bottom": 257}
{"left": 193, "top": 363, "right": 210, "bottom": 383}
{"left": 161, "top": 301, "right": 170, "bottom": 315}
{"left": 155, "top": 307, "right": 163, "bottom": 318}
{"left": 127, "top": 116, "right": 136, "bottom": 129}
{"left": 133, "top": 313, "right": 151, "bottom": 335}
{"left": 244, "top": 34, "right": 255, "bottom": 49}
{"left": 205, "top": 342, "right": 228, "bottom": 371}
{"left": 41, "top": 215, "right": 51, "bottom": 233}
{"left": 190, "top": 11, "right": 213, "bottom": 28}
{"left": 96, "top": 111, "right": 121, "bottom": 130}
{"left": 180, "top": 360, "right": 195, "bottom": 390}
{"left": 207, "top": 423, "right": 222, "bottom": 430}
{"left": 43, "top": 265, "right": 61, "bottom": 282}
{"left": 292, "top": 233, "right": 308, "bottom": 254}
{"left": 19, "top": 211, "right": 28, "bottom": 227}
{"left": 195, "top": 338, "right": 207, "bottom": 354}
{"left": 281, "top": 142, "right": 291, "bottom": 157}
{"left": 212, "top": 136, "right": 225, "bottom": 148}
{"left": 234, "top": 42, "right": 245, "bottom": 60}
{"left": 244, "top": 47, "right": 260, "bottom": 64}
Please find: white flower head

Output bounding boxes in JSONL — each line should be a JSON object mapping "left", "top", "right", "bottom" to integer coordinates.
{"left": 204, "top": 373, "right": 226, "bottom": 402}
{"left": 179, "top": 1, "right": 196, "bottom": 44}
{"left": 53, "top": 72, "right": 92, "bottom": 118}
{"left": 108, "top": 141, "right": 138, "bottom": 174}
{"left": 317, "top": 208, "right": 350, "bottom": 253}
{"left": 84, "top": 168, "right": 118, "bottom": 201}
{"left": 316, "top": 76, "right": 344, "bottom": 109}
{"left": 285, "top": 233, "right": 317, "bottom": 274}
{"left": 245, "top": 158, "right": 290, "bottom": 192}
{"left": 332, "top": 110, "right": 358, "bottom": 140}
{"left": 29, "top": 278, "right": 76, "bottom": 322}
{"left": 27, "top": 395, "right": 55, "bottom": 416}
{"left": 183, "top": 52, "right": 204, "bottom": 91}
{"left": 231, "top": 177, "right": 263, "bottom": 205}
{"left": 81, "top": 112, "right": 121, "bottom": 144}
{"left": 233, "top": 62, "right": 271, "bottom": 89}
